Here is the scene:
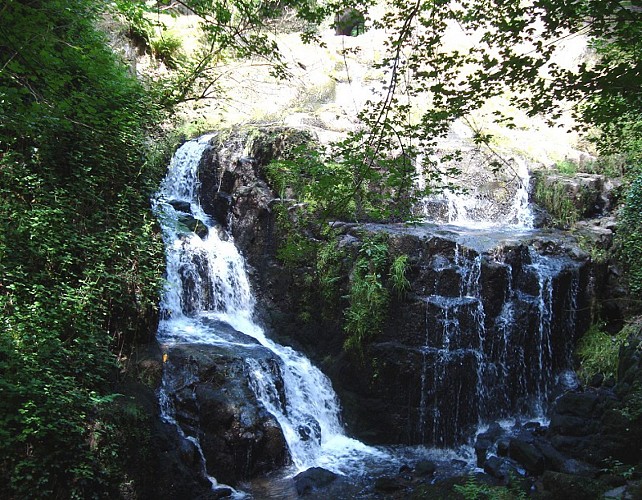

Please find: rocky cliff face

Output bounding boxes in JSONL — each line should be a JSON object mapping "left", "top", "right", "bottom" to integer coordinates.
{"left": 194, "top": 127, "right": 601, "bottom": 448}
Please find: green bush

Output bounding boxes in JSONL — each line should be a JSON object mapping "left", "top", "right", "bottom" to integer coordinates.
{"left": 575, "top": 323, "right": 629, "bottom": 383}
{"left": 618, "top": 175, "right": 642, "bottom": 298}
{"left": 150, "top": 33, "right": 185, "bottom": 69}
{"left": 0, "top": 0, "right": 166, "bottom": 495}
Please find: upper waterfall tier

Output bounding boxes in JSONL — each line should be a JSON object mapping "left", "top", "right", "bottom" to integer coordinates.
{"left": 416, "top": 150, "right": 535, "bottom": 229}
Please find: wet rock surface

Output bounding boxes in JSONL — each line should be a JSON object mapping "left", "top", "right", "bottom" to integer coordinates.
{"left": 162, "top": 341, "right": 290, "bottom": 485}
{"left": 293, "top": 467, "right": 338, "bottom": 495}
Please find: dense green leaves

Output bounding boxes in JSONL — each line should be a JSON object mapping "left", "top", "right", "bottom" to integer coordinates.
{"left": 0, "top": 0, "right": 166, "bottom": 495}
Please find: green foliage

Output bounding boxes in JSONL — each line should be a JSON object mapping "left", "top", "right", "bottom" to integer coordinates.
{"left": 267, "top": 143, "right": 364, "bottom": 222}
{"left": 575, "top": 323, "right": 629, "bottom": 383}
{"left": 150, "top": 33, "right": 185, "bottom": 69}
{"left": 555, "top": 159, "right": 578, "bottom": 175}
{"left": 344, "top": 236, "right": 390, "bottom": 351}
{"left": 534, "top": 181, "right": 580, "bottom": 228}
{"left": 454, "top": 475, "right": 526, "bottom": 500}
{"left": 0, "top": 0, "right": 167, "bottom": 495}
{"left": 601, "top": 457, "right": 636, "bottom": 480}
{"left": 316, "top": 235, "right": 345, "bottom": 307}
{"left": 390, "top": 254, "right": 411, "bottom": 298}
{"left": 266, "top": 130, "right": 420, "bottom": 227}
{"left": 272, "top": 203, "right": 317, "bottom": 267}
{"left": 618, "top": 176, "right": 642, "bottom": 297}
{"left": 620, "top": 381, "right": 642, "bottom": 422}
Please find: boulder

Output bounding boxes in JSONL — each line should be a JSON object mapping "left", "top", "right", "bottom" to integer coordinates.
{"left": 374, "top": 476, "right": 408, "bottom": 493}
{"left": 293, "top": 467, "right": 338, "bottom": 495}
{"left": 508, "top": 433, "right": 547, "bottom": 474}
{"left": 163, "top": 342, "right": 290, "bottom": 484}
{"left": 483, "top": 456, "right": 519, "bottom": 482}
{"left": 415, "top": 459, "right": 437, "bottom": 476}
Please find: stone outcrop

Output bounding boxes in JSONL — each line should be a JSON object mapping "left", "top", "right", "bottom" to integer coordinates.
{"left": 326, "top": 226, "right": 593, "bottom": 446}
{"left": 193, "top": 127, "right": 600, "bottom": 449}
{"left": 532, "top": 171, "right": 621, "bottom": 220}
{"left": 162, "top": 337, "right": 290, "bottom": 485}
{"left": 467, "top": 329, "right": 642, "bottom": 498}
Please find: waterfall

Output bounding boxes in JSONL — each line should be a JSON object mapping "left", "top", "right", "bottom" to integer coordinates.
{"left": 153, "top": 135, "right": 382, "bottom": 480}
{"left": 151, "top": 132, "right": 589, "bottom": 490}
{"left": 414, "top": 242, "right": 583, "bottom": 446}
{"left": 417, "top": 153, "right": 534, "bottom": 229}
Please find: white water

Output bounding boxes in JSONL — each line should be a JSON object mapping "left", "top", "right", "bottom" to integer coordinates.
{"left": 153, "top": 135, "right": 386, "bottom": 477}
{"left": 417, "top": 153, "right": 534, "bottom": 229}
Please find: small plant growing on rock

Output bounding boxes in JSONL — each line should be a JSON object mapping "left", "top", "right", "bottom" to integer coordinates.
{"left": 390, "top": 254, "right": 410, "bottom": 298}
{"left": 575, "top": 323, "right": 629, "bottom": 383}
{"left": 344, "top": 237, "right": 390, "bottom": 351}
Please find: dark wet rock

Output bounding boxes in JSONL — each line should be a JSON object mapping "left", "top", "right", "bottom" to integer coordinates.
{"left": 546, "top": 379, "right": 642, "bottom": 467}
{"left": 475, "top": 437, "right": 493, "bottom": 467}
{"left": 483, "top": 456, "right": 520, "bottom": 482}
{"left": 399, "top": 463, "right": 412, "bottom": 474}
{"left": 541, "top": 471, "right": 605, "bottom": 500}
{"left": 554, "top": 391, "right": 600, "bottom": 417}
{"left": 589, "top": 372, "right": 605, "bottom": 388}
{"left": 374, "top": 476, "right": 408, "bottom": 492}
{"left": 415, "top": 459, "right": 437, "bottom": 476}
{"left": 209, "top": 192, "right": 233, "bottom": 227}
{"left": 475, "top": 423, "right": 506, "bottom": 466}
{"left": 496, "top": 438, "right": 510, "bottom": 457}
{"left": 508, "top": 430, "right": 549, "bottom": 474}
{"left": 296, "top": 417, "right": 321, "bottom": 443}
{"left": 169, "top": 200, "right": 191, "bottom": 213}
{"left": 523, "top": 421, "right": 544, "bottom": 434}
{"left": 163, "top": 343, "right": 290, "bottom": 485}
{"left": 549, "top": 413, "right": 598, "bottom": 437}
{"left": 177, "top": 212, "right": 208, "bottom": 238}
{"left": 293, "top": 467, "right": 338, "bottom": 495}
{"left": 111, "top": 344, "right": 221, "bottom": 499}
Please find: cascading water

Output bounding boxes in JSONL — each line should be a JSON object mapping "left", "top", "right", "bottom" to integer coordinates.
{"left": 152, "top": 135, "right": 382, "bottom": 485}
{"left": 150, "top": 131, "right": 592, "bottom": 497}
{"left": 409, "top": 238, "right": 585, "bottom": 447}
{"left": 417, "top": 152, "right": 534, "bottom": 229}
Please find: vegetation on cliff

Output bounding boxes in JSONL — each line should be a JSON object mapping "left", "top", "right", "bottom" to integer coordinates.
{"left": 0, "top": 0, "right": 170, "bottom": 495}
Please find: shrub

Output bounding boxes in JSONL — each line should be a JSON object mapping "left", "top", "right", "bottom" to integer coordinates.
{"left": 618, "top": 175, "right": 642, "bottom": 298}
{"left": 575, "top": 323, "right": 629, "bottom": 383}
{"left": 150, "top": 33, "right": 184, "bottom": 69}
